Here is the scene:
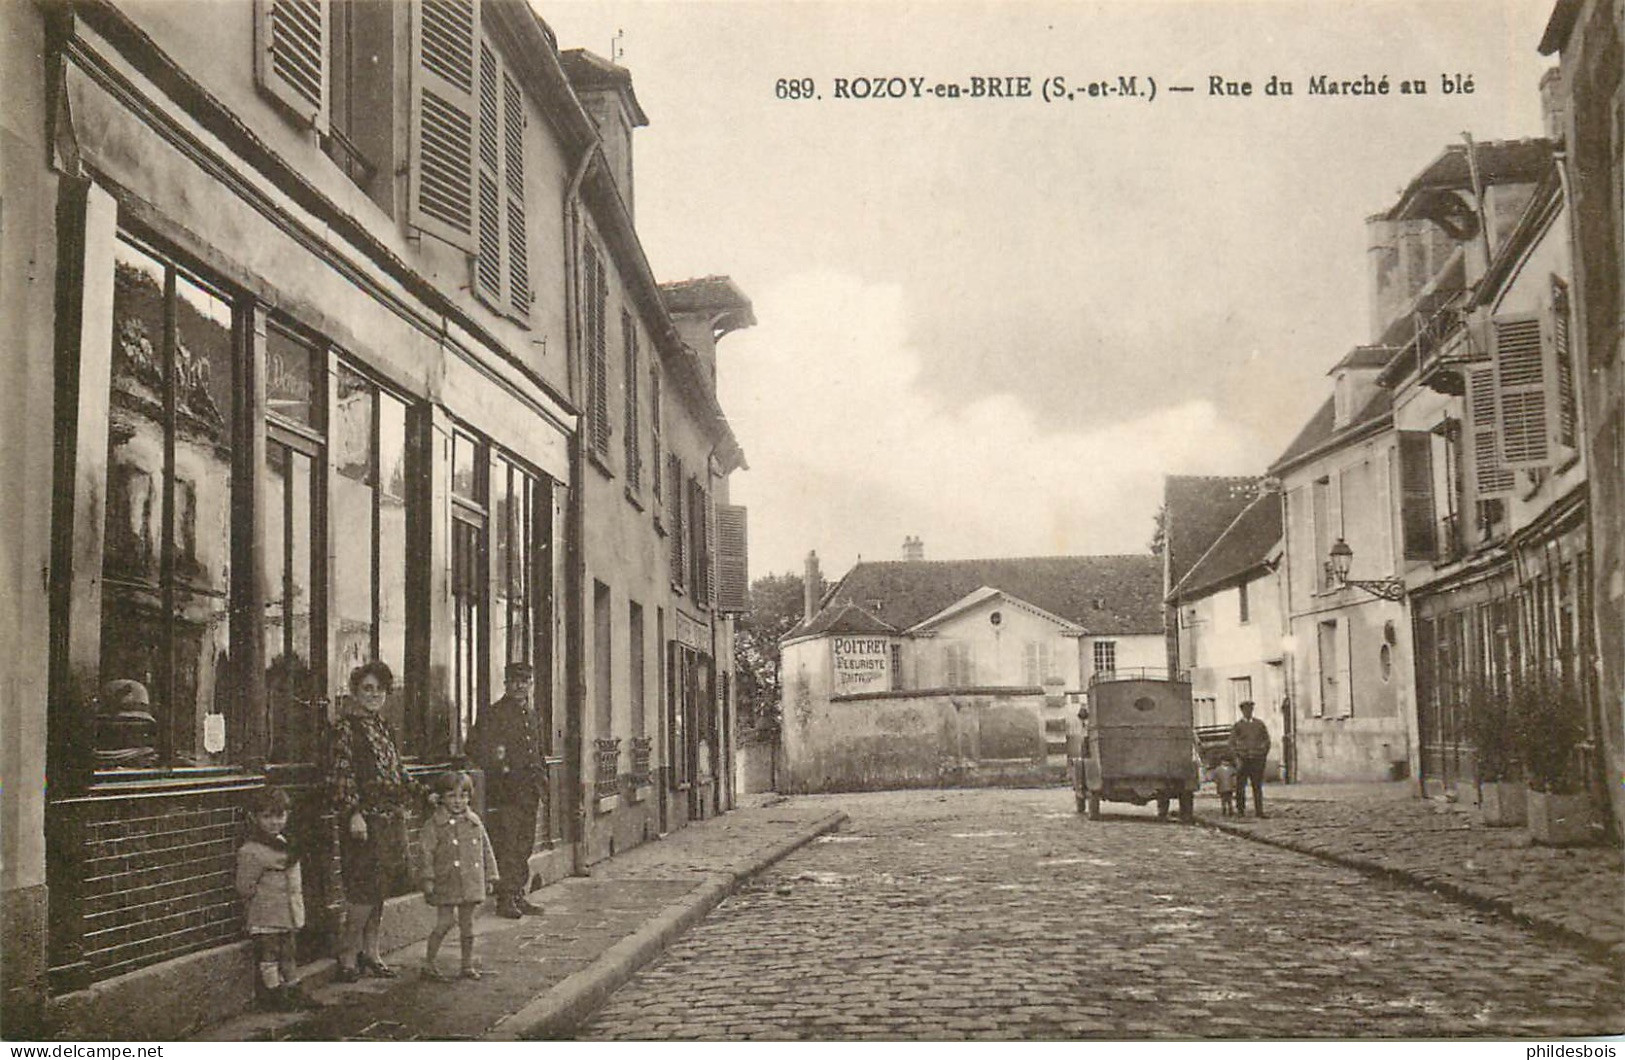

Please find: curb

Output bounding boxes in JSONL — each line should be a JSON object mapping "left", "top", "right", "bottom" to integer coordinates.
{"left": 1198, "top": 815, "right": 1625, "bottom": 969}
{"left": 485, "top": 809, "right": 849, "bottom": 1040}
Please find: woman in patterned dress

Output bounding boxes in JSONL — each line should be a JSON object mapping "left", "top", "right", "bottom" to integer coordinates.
{"left": 329, "top": 660, "right": 419, "bottom": 980}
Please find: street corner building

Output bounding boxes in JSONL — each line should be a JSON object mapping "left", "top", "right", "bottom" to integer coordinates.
{"left": 0, "top": 0, "right": 751, "bottom": 1039}
{"left": 776, "top": 548, "right": 1164, "bottom": 793}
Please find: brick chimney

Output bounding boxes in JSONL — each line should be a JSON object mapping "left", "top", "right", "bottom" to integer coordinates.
{"left": 803, "top": 551, "right": 821, "bottom": 623}
{"left": 902, "top": 536, "right": 924, "bottom": 561}
{"left": 560, "top": 50, "right": 648, "bottom": 220}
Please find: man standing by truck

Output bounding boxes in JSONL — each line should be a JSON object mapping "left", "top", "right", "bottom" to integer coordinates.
{"left": 1229, "top": 700, "right": 1271, "bottom": 818}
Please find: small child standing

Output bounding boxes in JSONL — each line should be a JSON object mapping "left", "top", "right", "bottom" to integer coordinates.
{"left": 1209, "top": 755, "right": 1239, "bottom": 816}
{"left": 236, "top": 787, "right": 313, "bottom": 1010}
{"left": 418, "top": 771, "right": 499, "bottom": 981}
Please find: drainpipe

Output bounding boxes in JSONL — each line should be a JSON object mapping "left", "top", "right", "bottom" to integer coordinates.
{"left": 562, "top": 145, "right": 598, "bottom": 875}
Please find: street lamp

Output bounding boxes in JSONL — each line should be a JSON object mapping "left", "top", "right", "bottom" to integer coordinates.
{"left": 1328, "top": 538, "right": 1406, "bottom": 601}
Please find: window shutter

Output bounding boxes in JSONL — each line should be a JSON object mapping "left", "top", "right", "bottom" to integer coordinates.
{"left": 255, "top": 0, "right": 329, "bottom": 132}
{"left": 650, "top": 369, "right": 663, "bottom": 504}
{"left": 1551, "top": 280, "right": 1576, "bottom": 449}
{"left": 1338, "top": 620, "right": 1354, "bottom": 718}
{"left": 702, "top": 487, "right": 716, "bottom": 608}
{"left": 1466, "top": 364, "right": 1514, "bottom": 498}
{"left": 585, "top": 246, "right": 610, "bottom": 458}
{"left": 410, "top": 0, "right": 478, "bottom": 252}
{"left": 1493, "top": 314, "right": 1555, "bottom": 469}
{"left": 715, "top": 504, "right": 748, "bottom": 612}
{"left": 623, "top": 316, "right": 640, "bottom": 491}
{"left": 1398, "top": 431, "right": 1436, "bottom": 560}
{"left": 474, "top": 42, "right": 501, "bottom": 301}
{"left": 503, "top": 73, "right": 530, "bottom": 316}
{"left": 669, "top": 456, "right": 685, "bottom": 586}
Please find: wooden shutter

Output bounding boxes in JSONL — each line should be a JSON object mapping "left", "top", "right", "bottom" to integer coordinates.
{"left": 1338, "top": 620, "right": 1354, "bottom": 718}
{"left": 473, "top": 42, "right": 502, "bottom": 300}
{"left": 503, "top": 72, "right": 530, "bottom": 316}
{"left": 704, "top": 486, "right": 717, "bottom": 608}
{"left": 1493, "top": 314, "right": 1555, "bottom": 469}
{"left": 410, "top": 0, "right": 478, "bottom": 252}
{"left": 623, "top": 315, "right": 640, "bottom": 490}
{"left": 585, "top": 245, "right": 610, "bottom": 458}
{"left": 715, "top": 504, "right": 748, "bottom": 613}
{"left": 1466, "top": 364, "right": 1514, "bottom": 498}
{"left": 1551, "top": 280, "right": 1576, "bottom": 449}
{"left": 1398, "top": 431, "right": 1436, "bottom": 560}
{"left": 669, "top": 456, "right": 685, "bottom": 586}
{"left": 256, "top": 0, "right": 329, "bottom": 131}
{"left": 650, "top": 368, "right": 663, "bottom": 504}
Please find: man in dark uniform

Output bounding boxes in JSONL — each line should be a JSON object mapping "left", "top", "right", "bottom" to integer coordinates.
{"left": 466, "top": 662, "right": 544, "bottom": 917}
{"left": 1229, "top": 700, "right": 1272, "bottom": 818}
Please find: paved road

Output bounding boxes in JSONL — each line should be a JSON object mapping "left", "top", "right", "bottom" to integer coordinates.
{"left": 577, "top": 788, "right": 1624, "bottom": 1040}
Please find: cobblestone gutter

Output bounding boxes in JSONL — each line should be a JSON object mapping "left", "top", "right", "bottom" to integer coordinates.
{"left": 1197, "top": 791, "right": 1624, "bottom": 965}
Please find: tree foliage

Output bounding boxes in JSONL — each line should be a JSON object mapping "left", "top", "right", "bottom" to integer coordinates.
{"left": 734, "top": 571, "right": 824, "bottom": 732}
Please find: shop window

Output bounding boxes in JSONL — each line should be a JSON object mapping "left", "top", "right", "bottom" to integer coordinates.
{"left": 490, "top": 452, "right": 542, "bottom": 691}
{"left": 450, "top": 428, "right": 487, "bottom": 744}
{"left": 264, "top": 323, "right": 327, "bottom": 765}
{"left": 99, "top": 236, "right": 238, "bottom": 770}
{"left": 333, "top": 363, "right": 410, "bottom": 743}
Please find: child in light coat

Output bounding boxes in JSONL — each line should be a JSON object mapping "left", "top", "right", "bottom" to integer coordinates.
{"left": 418, "top": 771, "right": 499, "bottom": 981}
{"left": 236, "top": 787, "right": 313, "bottom": 1010}
{"left": 1208, "top": 755, "right": 1239, "bottom": 816}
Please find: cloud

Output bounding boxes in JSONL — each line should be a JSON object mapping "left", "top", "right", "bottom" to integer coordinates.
{"left": 721, "top": 271, "right": 1269, "bottom": 579}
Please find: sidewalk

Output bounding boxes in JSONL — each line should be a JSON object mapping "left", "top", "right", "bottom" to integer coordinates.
{"left": 1195, "top": 781, "right": 1625, "bottom": 964}
{"left": 192, "top": 795, "right": 847, "bottom": 1042}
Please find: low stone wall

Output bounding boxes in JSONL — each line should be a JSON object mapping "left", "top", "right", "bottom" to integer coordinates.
{"left": 780, "top": 688, "right": 1049, "bottom": 794}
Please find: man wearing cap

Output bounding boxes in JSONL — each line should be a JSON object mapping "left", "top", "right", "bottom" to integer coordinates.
{"left": 466, "top": 662, "right": 544, "bottom": 917}
{"left": 1229, "top": 700, "right": 1271, "bottom": 818}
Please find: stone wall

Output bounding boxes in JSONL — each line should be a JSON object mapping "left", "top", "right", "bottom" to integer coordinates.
{"left": 780, "top": 689, "right": 1050, "bottom": 794}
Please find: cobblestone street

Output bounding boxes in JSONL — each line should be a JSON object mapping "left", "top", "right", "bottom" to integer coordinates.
{"left": 577, "top": 788, "right": 1624, "bottom": 1040}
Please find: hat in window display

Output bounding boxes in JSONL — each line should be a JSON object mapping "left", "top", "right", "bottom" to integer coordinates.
{"left": 94, "top": 679, "right": 159, "bottom": 767}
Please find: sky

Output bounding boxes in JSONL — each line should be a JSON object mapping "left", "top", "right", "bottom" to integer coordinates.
{"left": 541, "top": 0, "right": 1557, "bottom": 580}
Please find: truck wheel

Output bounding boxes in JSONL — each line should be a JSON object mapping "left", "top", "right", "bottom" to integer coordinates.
{"left": 1087, "top": 791, "right": 1101, "bottom": 821}
{"left": 1178, "top": 793, "right": 1195, "bottom": 822}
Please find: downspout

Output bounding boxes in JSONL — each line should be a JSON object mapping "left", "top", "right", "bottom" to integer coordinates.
{"left": 562, "top": 144, "right": 596, "bottom": 875}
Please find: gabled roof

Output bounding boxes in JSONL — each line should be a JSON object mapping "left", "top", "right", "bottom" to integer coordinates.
{"left": 910, "top": 586, "right": 1084, "bottom": 634}
{"left": 1385, "top": 139, "right": 1555, "bottom": 222}
{"left": 1168, "top": 491, "right": 1283, "bottom": 602}
{"left": 795, "top": 555, "right": 1162, "bottom": 639}
{"left": 1268, "top": 387, "right": 1394, "bottom": 476}
{"left": 1163, "top": 476, "right": 1261, "bottom": 592}
{"left": 789, "top": 601, "right": 898, "bottom": 642}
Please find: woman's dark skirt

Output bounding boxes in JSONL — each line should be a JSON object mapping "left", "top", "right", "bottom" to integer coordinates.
{"left": 339, "top": 812, "right": 408, "bottom": 906}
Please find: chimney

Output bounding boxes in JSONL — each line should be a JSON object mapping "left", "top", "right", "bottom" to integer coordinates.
{"left": 803, "top": 551, "right": 821, "bottom": 623}
{"left": 902, "top": 536, "right": 924, "bottom": 561}
{"left": 1539, "top": 67, "right": 1566, "bottom": 142}
{"left": 560, "top": 50, "right": 648, "bottom": 220}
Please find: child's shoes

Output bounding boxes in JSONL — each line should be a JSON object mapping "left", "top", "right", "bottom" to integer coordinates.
{"left": 460, "top": 965, "right": 483, "bottom": 981}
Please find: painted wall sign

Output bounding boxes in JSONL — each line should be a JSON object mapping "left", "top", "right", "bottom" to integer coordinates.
{"left": 832, "top": 636, "right": 890, "bottom": 692}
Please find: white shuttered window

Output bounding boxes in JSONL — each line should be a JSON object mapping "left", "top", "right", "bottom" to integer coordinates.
{"left": 410, "top": 0, "right": 479, "bottom": 252}
{"left": 255, "top": 0, "right": 330, "bottom": 131}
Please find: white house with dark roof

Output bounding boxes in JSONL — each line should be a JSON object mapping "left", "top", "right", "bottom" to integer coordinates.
{"left": 777, "top": 553, "right": 1163, "bottom": 793}
{"left": 1166, "top": 490, "right": 1288, "bottom": 777}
